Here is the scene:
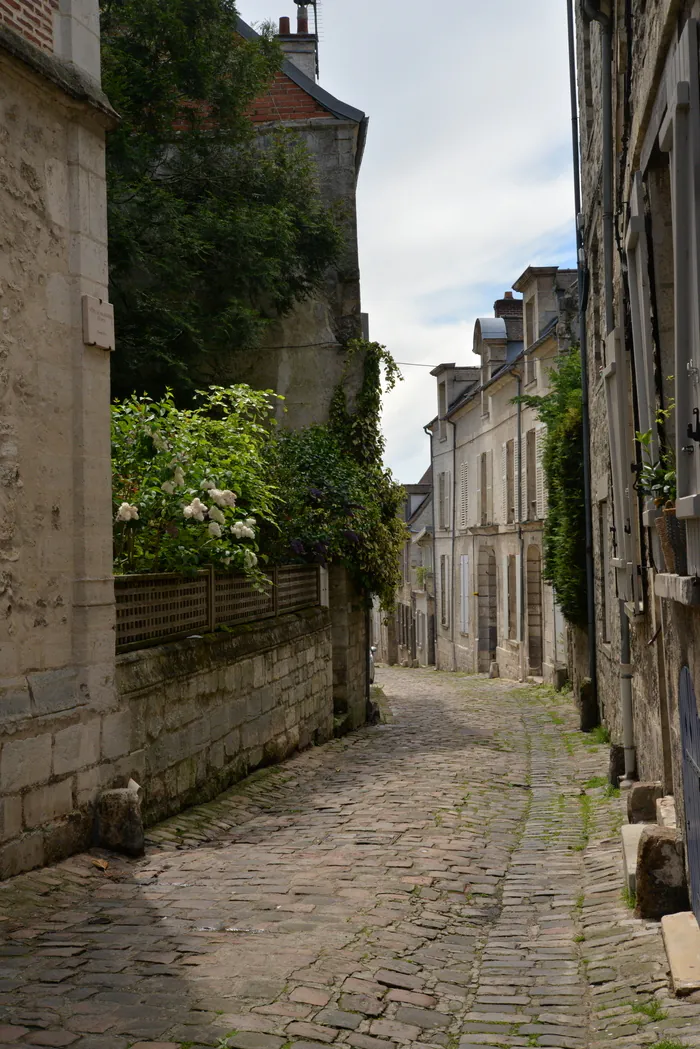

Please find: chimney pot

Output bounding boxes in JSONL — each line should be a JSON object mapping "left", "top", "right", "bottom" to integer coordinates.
{"left": 297, "top": 3, "right": 309, "bottom": 33}
{"left": 279, "top": 15, "right": 291, "bottom": 34}
{"left": 504, "top": 291, "right": 513, "bottom": 299}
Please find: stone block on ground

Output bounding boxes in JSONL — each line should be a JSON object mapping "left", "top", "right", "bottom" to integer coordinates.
{"left": 635, "top": 826, "right": 689, "bottom": 920}
{"left": 621, "top": 822, "right": 650, "bottom": 893}
{"left": 627, "top": 781, "right": 663, "bottom": 823}
{"left": 657, "top": 794, "right": 677, "bottom": 829}
{"left": 94, "top": 786, "right": 144, "bottom": 857}
{"left": 662, "top": 911, "right": 700, "bottom": 996}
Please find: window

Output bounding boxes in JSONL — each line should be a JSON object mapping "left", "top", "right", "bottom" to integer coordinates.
{"left": 581, "top": 18, "right": 594, "bottom": 143}
{"left": 591, "top": 237, "right": 602, "bottom": 369}
{"left": 458, "top": 461, "right": 469, "bottom": 529}
{"left": 599, "top": 501, "right": 611, "bottom": 643}
{"left": 417, "top": 611, "right": 426, "bottom": 651}
{"left": 507, "top": 555, "right": 518, "bottom": 640}
{"left": 459, "top": 554, "right": 470, "bottom": 635}
{"left": 526, "top": 429, "right": 537, "bottom": 518}
{"left": 525, "top": 299, "right": 536, "bottom": 348}
{"left": 438, "top": 382, "right": 447, "bottom": 441}
{"left": 440, "top": 554, "right": 450, "bottom": 627}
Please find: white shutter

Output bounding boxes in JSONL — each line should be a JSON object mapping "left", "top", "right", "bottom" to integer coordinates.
{"left": 501, "top": 444, "right": 508, "bottom": 524}
{"left": 626, "top": 173, "right": 658, "bottom": 460}
{"left": 515, "top": 552, "right": 522, "bottom": 641}
{"left": 476, "top": 455, "right": 482, "bottom": 525}
{"left": 447, "top": 471, "right": 452, "bottom": 533}
{"left": 502, "top": 555, "right": 509, "bottom": 642}
{"left": 486, "top": 450, "right": 494, "bottom": 524}
{"left": 603, "top": 329, "right": 636, "bottom": 601}
{"left": 460, "top": 554, "right": 469, "bottom": 634}
{"left": 520, "top": 439, "right": 527, "bottom": 522}
{"left": 458, "top": 462, "right": 469, "bottom": 529}
{"left": 438, "top": 472, "right": 446, "bottom": 530}
{"left": 659, "top": 18, "right": 700, "bottom": 572}
{"left": 536, "top": 426, "right": 547, "bottom": 519}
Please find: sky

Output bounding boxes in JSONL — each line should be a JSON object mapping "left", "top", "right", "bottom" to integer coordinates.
{"left": 236, "top": 0, "right": 577, "bottom": 484}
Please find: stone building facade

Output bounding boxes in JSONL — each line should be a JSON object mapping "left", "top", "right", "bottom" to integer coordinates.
{"left": 574, "top": 0, "right": 700, "bottom": 922}
{"left": 428, "top": 273, "right": 574, "bottom": 683}
{"left": 0, "top": 1, "right": 121, "bottom": 875}
{"left": 394, "top": 473, "right": 435, "bottom": 668}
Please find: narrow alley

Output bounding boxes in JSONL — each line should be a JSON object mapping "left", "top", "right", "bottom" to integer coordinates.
{"left": 0, "top": 670, "right": 698, "bottom": 1049}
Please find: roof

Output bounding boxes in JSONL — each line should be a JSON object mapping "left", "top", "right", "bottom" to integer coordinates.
{"left": 418, "top": 466, "right": 432, "bottom": 485}
{"left": 476, "top": 317, "right": 507, "bottom": 342}
{"left": 237, "top": 18, "right": 368, "bottom": 168}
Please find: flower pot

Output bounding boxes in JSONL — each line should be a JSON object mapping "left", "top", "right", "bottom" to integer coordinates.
{"left": 655, "top": 506, "right": 687, "bottom": 575}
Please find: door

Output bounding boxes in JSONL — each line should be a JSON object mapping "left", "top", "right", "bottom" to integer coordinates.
{"left": 477, "top": 547, "right": 497, "bottom": 672}
{"left": 527, "top": 545, "right": 543, "bottom": 676}
{"left": 679, "top": 667, "right": 700, "bottom": 923}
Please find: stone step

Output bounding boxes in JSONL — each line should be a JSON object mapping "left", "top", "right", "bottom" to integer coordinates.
{"left": 661, "top": 911, "right": 700, "bottom": 996}
{"left": 657, "top": 794, "right": 677, "bottom": 829}
{"left": 621, "top": 822, "right": 654, "bottom": 893}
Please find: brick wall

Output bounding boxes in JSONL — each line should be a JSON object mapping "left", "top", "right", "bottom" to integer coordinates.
{"left": 0, "top": 0, "right": 59, "bottom": 52}
{"left": 249, "top": 70, "right": 329, "bottom": 123}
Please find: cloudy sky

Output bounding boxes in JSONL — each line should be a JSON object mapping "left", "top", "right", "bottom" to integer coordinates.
{"left": 237, "top": 0, "right": 577, "bottom": 483}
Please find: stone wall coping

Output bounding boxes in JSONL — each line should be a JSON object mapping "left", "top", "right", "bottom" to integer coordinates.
{"left": 654, "top": 573, "right": 700, "bottom": 607}
{"left": 117, "top": 607, "right": 331, "bottom": 695}
{"left": 0, "top": 21, "right": 118, "bottom": 123}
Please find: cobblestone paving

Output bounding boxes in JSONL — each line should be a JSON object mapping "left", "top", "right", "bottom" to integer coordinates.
{"left": 1, "top": 668, "right": 699, "bottom": 1049}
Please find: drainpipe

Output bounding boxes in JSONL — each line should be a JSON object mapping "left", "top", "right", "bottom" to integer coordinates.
{"left": 579, "top": 0, "right": 636, "bottom": 778}
{"left": 568, "top": 0, "right": 599, "bottom": 720}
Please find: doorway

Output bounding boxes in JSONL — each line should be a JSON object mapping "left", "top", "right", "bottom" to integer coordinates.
{"left": 527, "top": 545, "right": 543, "bottom": 675}
{"left": 477, "top": 547, "right": 497, "bottom": 672}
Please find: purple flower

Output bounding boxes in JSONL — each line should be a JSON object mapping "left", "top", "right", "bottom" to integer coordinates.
{"left": 290, "top": 539, "right": 306, "bottom": 556}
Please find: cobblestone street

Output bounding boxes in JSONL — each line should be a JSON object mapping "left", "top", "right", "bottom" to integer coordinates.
{"left": 1, "top": 668, "right": 699, "bottom": 1049}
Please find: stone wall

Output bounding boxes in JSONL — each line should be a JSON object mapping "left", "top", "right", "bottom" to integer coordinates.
{"left": 329, "top": 566, "right": 368, "bottom": 734}
{"left": 119, "top": 608, "right": 333, "bottom": 826}
{"left": 1, "top": 609, "right": 334, "bottom": 876}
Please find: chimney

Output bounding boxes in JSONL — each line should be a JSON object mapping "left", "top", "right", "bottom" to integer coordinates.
{"left": 493, "top": 292, "right": 523, "bottom": 319}
{"left": 276, "top": 7, "right": 318, "bottom": 81}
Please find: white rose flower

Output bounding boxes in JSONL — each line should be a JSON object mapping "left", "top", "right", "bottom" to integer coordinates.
{"left": 208, "top": 521, "right": 222, "bottom": 538}
{"left": 116, "top": 502, "right": 139, "bottom": 523}
{"left": 243, "top": 549, "right": 258, "bottom": 569}
{"left": 161, "top": 481, "right": 175, "bottom": 495}
{"left": 209, "top": 506, "right": 225, "bottom": 525}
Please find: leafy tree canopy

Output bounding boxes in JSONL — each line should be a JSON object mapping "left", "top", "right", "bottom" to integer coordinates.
{"left": 101, "top": 0, "right": 343, "bottom": 400}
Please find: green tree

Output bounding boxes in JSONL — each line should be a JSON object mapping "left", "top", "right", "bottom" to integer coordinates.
{"left": 101, "top": 0, "right": 342, "bottom": 400}
{"left": 518, "top": 347, "right": 587, "bottom": 627}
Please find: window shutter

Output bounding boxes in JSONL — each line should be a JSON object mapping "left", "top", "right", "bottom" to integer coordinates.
{"left": 626, "top": 172, "right": 658, "bottom": 464}
{"left": 659, "top": 17, "right": 700, "bottom": 572}
{"left": 486, "top": 450, "right": 494, "bottom": 523}
{"left": 515, "top": 553, "right": 522, "bottom": 641}
{"left": 520, "top": 438, "right": 528, "bottom": 523}
{"left": 460, "top": 554, "right": 469, "bottom": 634}
{"left": 501, "top": 444, "right": 508, "bottom": 524}
{"left": 438, "top": 472, "right": 446, "bottom": 530}
{"left": 458, "top": 461, "right": 469, "bottom": 529}
{"left": 536, "top": 426, "right": 547, "bottom": 519}
{"left": 447, "top": 471, "right": 452, "bottom": 533}
{"left": 603, "top": 329, "right": 636, "bottom": 601}
{"left": 476, "top": 455, "right": 482, "bottom": 525}
{"left": 502, "top": 554, "right": 509, "bottom": 642}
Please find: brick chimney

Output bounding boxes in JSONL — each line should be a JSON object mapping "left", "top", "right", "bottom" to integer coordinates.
{"left": 493, "top": 291, "right": 523, "bottom": 319}
{"left": 277, "top": 6, "right": 318, "bottom": 82}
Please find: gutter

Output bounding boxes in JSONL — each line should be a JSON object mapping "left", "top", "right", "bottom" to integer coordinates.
{"left": 449, "top": 419, "right": 457, "bottom": 670}
{"left": 514, "top": 368, "right": 526, "bottom": 681}
{"left": 424, "top": 422, "right": 438, "bottom": 666}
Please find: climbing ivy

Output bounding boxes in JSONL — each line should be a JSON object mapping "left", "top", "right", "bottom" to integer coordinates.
{"left": 264, "top": 341, "right": 407, "bottom": 609}
{"left": 517, "top": 347, "right": 587, "bottom": 627}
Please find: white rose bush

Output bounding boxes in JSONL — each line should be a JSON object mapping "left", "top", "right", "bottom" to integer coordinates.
{"left": 112, "top": 386, "right": 279, "bottom": 577}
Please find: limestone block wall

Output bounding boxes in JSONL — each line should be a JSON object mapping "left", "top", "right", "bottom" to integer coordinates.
{"left": 329, "top": 566, "right": 368, "bottom": 734}
{"left": 118, "top": 608, "right": 334, "bottom": 825}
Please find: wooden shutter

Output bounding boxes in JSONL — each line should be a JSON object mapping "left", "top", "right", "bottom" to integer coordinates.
{"left": 458, "top": 462, "right": 469, "bottom": 529}
{"left": 626, "top": 172, "right": 658, "bottom": 464}
{"left": 536, "top": 426, "right": 547, "bottom": 519}
{"left": 603, "top": 328, "right": 636, "bottom": 601}
{"left": 476, "top": 454, "right": 482, "bottom": 525}
{"left": 446, "top": 471, "right": 452, "bottom": 533}
{"left": 460, "top": 554, "right": 469, "bottom": 634}
{"left": 438, "top": 472, "right": 446, "bottom": 530}
{"left": 486, "top": 450, "right": 494, "bottom": 524}
{"left": 520, "top": 439, "right": 528, "bottom": 522}
{"left": 659, "top": 18, "right": 700, "bottom": 572}
{"left": 501, "top": 444, "right": 508, "bottom": 524}
{"left": 502, "top": 554, "right": 509, "bottom": 642}
{"left": 515, "top": 552, "right": 522, "bottom": 641}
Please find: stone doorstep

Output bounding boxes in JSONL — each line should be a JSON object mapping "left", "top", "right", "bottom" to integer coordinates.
{"left": 657, "top": 794, "right": 678, "bottom": 829}
{"left": 662, "top": 911, "right": 700, "bottom": 996}
{"left": 621, "top": 822, "right": 653, "bottom": 893}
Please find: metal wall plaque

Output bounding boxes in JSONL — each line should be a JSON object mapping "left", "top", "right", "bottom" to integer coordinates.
{"left": 82, "top": 295, "right": 115, "bottom": 351}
